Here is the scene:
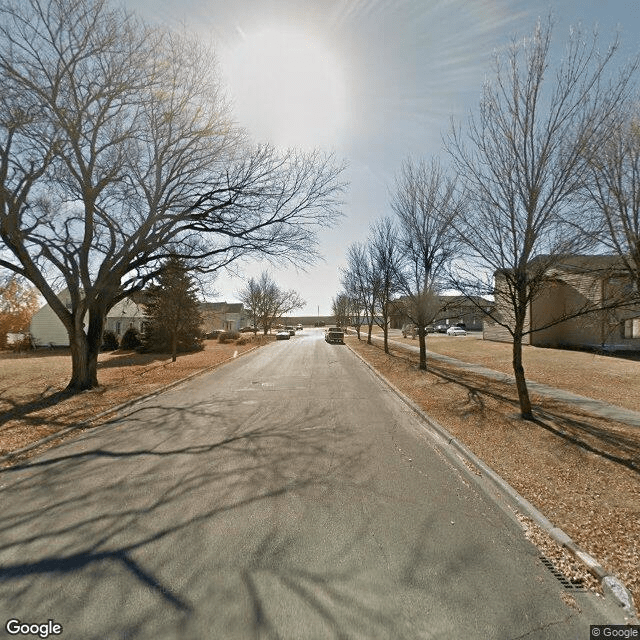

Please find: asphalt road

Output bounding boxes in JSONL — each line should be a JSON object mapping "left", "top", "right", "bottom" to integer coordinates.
{"left": 0, "top": 329, "right": 627, "bottom": 639}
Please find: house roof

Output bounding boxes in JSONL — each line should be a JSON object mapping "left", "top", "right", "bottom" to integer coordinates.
{"left": 200, "top": 302, "right": 244, "bottom": 314}
{"left": 493, "top": 254, "right": 630, "bottom": 280}
{"left": 107, "top": 297, "right": 145, "bottom": 318}
{"left": 528, "top": 254, "right": 626, "bottom": 273}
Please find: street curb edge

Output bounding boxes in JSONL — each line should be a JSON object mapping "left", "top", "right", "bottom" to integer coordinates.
{"left": 346, "top": 340, "right": 638, "bottom": 622}
{"left": 0, "top": 344, "right": 263, "bottom": 466}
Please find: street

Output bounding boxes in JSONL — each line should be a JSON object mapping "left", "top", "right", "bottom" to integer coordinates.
{"left": 0, "top": 329, "right": 626, "bottom": 639}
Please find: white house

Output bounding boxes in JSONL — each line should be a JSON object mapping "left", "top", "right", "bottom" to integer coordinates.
{"left": 30, "top": 289, "right": 146, "bottom": 347}
{"left": 103, "top": 296, "right": 146, "bottom": 340}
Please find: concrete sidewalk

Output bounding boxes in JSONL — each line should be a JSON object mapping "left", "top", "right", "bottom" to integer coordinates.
{"left": 369, "top": 334, "right": 640, "bottom": 428}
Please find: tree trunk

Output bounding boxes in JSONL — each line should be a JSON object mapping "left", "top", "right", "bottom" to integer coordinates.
{"left": 171, "top": 308, "right": 181, "bottom": 362}
{"left": 66, "top": 310, "right": 102, "bottom": 392}
{"left": 383, "top": 325, "right": 389, "bottom": 353}
{"left": 418, "top": 327, "right": 427, "bottom": 370}
{"left": 367, "top": 321, "right": 373, "bottom": 344}
{"left": 512, "top": 331, "right": 532, "bottom": 419}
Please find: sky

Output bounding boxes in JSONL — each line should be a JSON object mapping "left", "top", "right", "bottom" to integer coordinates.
{"left": 123, "top": 0, "right": 640, "bottom": 316}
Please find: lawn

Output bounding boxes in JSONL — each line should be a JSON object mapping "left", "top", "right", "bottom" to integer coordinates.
{"left": 377, "top": 329, "right": 640, "bottom": 411}
{"left": 0, "top": 336, "right": 271, "bottom": 459}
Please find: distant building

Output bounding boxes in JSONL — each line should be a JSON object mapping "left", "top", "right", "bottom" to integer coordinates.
{"left": 200, "top": 302, "right": 249, "bottom": 333}
{"left": 389, "top": 295, "right": 493, "bottom": 331}
{"left": 30, "top": 288, "right": 76, "bottom": 347}
{"left": 103, "top": 294, "right": 147, "bottom": 340}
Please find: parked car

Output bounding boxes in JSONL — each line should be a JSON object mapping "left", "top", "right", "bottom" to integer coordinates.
{"left": 296, "top": 324, "right": 303, "bottom": 331}
{"left": 435, "top": 324, "right": 448, "bottom": 333}
{"left": 276, "top": 330, "right": 290, "bottom": 340}
{"left": 325, "top": 327, "right": 345, "bottom": 344}
{"left": 238, "top": 326, "right": 256, "bottom": 333}
{"left": 206, "top": 329, "right": 226, "bottom": 339}
{"left": 403, "top": 324, "right": 437, "bottom": 337}
{"left": 285, "top": 326, "right": 296, "bottom": 336}
{"left": 446, "top": 326, "right": 467, "bottom": 336}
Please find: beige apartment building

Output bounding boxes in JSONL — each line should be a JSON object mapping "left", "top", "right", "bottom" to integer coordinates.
{"left": 484, "top": 255, "right": 640, "bottom": 350}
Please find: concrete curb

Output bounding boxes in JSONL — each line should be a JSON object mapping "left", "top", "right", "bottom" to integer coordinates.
{"left": 346, "top": 340, "right": 638, "bottom": 622}
{"left": 0, "top": 344, "right": 263, "bottom": 466}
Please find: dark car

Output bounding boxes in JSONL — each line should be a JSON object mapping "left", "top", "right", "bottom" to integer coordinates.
{"left": 285, "top": 326, "right": 296, "bottom": 336}
{"left": 325, "top": 327, "right": 345, "bottom": 344}
{"left": 435, "top": 325, "right": 448, "bottom": 333}
{"left": 276, "top": 330, "right": 290, "bottom": 340}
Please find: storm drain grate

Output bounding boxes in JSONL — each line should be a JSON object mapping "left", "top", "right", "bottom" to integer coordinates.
{"left": 539, "top": 556, "right": 586, "bottom": 591}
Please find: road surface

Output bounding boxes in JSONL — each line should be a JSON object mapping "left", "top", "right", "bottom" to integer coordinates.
{"left": 0, "top": 329, "right": 627, "bottom": 639}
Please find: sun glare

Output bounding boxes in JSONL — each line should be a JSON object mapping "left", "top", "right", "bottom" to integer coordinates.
{"left": 223, "top": 26, "right": 349, "bottom": 149}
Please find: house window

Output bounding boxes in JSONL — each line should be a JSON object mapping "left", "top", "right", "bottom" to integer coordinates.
{"left": 116, "top": 321, "right": 121, "bottom": 335}
{"left": 623, "top": 318, "right": 640, "bottom": 339}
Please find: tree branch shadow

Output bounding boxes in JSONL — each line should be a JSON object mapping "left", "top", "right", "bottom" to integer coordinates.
{"left": 0, "top": 400, "right": 414, "bottom": 639}
{"left": 0, "top": 389, "right": 75, "bottom": 429}
{"left": 387, "top": 345, "right": 640, "bottom": 474}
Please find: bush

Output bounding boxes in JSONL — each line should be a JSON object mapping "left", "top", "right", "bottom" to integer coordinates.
{"left": 120, "top": 327, "right": 141, "bottom": 350}
{"left": 9, "top": 333, "right": 34, "bottom": 352}
{"left": 102, "top": 330, "right": 119, "bottom": 351}
{"left": 218, "top": 331, "right": 239, "bottom": 344}
{"left": 236, "top": 335, "right": 252, "bottom": 346}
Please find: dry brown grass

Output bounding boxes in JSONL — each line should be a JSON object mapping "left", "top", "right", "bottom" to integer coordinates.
{"left": 0, "top": 336, "right": 272, "bottom": 459}
{"left": 383, "top": 330, "right": 640, "bottom": 412}
{"left": 347, "top": 335, "right": 640, "bottom": 611}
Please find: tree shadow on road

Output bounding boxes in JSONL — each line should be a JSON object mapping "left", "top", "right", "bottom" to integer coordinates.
{"left": 0, "top": 399, "right": 415, "bottom": 639}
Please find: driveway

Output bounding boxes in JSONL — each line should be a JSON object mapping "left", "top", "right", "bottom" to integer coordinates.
{"left": 0, "top": 329, "right": 627, "bottom": 639}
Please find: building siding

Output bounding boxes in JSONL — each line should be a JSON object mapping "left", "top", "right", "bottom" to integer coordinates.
{"left": 30, "top": 292, "right": 145, "bottom": 346}
{"left": 485, "top": 258, "right": 640, "bottom": 351}
{"left": 30, "top": 304, "right": 73, "bottom": 346}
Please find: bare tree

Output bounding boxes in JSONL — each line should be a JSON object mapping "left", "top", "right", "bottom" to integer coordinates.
{"left": 368, "top": 217, "right": 401, "bottom": 353}
{"left": 0, "top": 0, "right": 345, "bottom": 391}
{"left": 447, "top": 17, "right": 636, "bottom": 419}
{"left": 334, "top": 282, "right": 363, "bottom": 339}
{"left": 331, "top": 292, "right": 351, "bottom": 329}
{"left": 237, "top": 271, "right": 304, "bottom": 335}
{"left": 581, "top": 105, "right": 640, "bottom": 298}
{"left": 391, "top": 157, "right": 463, "bottom": 370}
{"left": 341, "top": 242, "right": 378, "bottom": 343}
